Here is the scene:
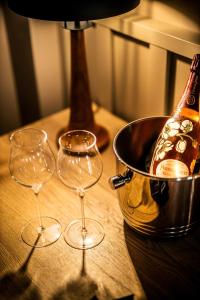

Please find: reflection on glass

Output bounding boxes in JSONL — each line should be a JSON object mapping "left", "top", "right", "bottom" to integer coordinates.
{"left": 57, "top": 130, "right": 104, "bottom": 249}
{"left": 9, "top": 128, "right": 61, "bottom": 247}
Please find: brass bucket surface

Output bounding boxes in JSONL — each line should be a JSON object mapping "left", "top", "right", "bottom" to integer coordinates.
{"left": 110, "top": 116, "right": 200, "bottom": 238}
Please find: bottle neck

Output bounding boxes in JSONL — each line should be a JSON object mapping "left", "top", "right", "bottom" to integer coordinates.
{"left": 177, "top": 69, "right": 200, "bottom": 113}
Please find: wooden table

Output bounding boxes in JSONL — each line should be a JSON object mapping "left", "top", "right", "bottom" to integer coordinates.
{"left": 0, "top": 107, "right": 145, "bottom": 300}
{"left": 1, "top": 107, "right": 200, "bottom": 300}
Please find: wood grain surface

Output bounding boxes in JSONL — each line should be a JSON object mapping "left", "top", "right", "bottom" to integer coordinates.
{"left": 1, "top": 107, "right": 200, "bottom": 300}
{"left": 0, "top": 107, "right": 145, "bottom": 300}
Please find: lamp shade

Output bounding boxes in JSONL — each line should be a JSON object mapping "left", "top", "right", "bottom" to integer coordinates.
{"left": 7, "top": 0, "right": 140, "bottom": 21}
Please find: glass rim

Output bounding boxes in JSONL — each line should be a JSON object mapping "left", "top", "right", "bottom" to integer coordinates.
{"left": 58, "top": 129, "right": 97, "bottom": 151}
{"left": 10, "top": 127, "right": 48, "bottom": 147}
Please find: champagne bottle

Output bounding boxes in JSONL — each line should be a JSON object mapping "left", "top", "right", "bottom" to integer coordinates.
{"left": 150, "top": 54, "right": 200, "bottom": 177}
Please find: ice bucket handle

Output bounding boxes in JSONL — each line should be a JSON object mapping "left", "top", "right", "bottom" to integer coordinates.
{"left": 109, "top": 169, "right": 133, "bottom": 189}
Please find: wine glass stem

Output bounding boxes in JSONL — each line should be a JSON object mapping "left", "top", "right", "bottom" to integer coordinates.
{"left": 34, "top": 192, "right": 44, "bottom": 230}
{"left": 79, "top": 192, "right": 87, "bottom": 233}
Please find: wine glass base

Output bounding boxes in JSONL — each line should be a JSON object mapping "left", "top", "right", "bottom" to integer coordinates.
{"left": 21, "top": 216, "right": 62, "bottom": 248}
{"left": 64, "top": 218, "right": 104, "bottom": 250}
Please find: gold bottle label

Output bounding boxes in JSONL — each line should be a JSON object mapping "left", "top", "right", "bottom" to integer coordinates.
{"left": 150, "top": 117, "right": 199, "bottom": 176}
{"left": 156, "top": 159, "right": 189, "bottom": 177}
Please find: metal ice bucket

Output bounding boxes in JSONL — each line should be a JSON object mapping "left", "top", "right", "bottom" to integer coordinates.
{"left": 109, "top": 116, "right": 200, "bottom": 238}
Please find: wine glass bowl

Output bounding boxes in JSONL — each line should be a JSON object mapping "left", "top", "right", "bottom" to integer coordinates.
{"left": 57, "top": 130, "right": 104, "bottom": 249}
{"left": 9, "top": 128, "right": 62, "bottom": 247}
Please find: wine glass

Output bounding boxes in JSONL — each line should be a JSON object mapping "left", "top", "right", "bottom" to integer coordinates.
{"left": 9, "top": 128, "right": 62, "bottom": 247}
{"left": 57, "top": 130, "right": 104, "bottom": 250}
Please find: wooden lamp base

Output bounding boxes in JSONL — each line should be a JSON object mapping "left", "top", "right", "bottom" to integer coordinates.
{"left": 57, "top": 26, "right": 109, "bottom": 151}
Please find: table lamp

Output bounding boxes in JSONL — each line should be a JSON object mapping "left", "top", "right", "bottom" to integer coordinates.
{"left": 7, "top": 1, "right": 140, "bottom": 151}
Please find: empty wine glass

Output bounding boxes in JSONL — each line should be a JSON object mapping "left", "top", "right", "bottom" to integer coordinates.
{"left": 9, "top": 128, "right": 62, "bottom": 247}
{"left": 57, "top": 130, "right": 104, "bottom": 250}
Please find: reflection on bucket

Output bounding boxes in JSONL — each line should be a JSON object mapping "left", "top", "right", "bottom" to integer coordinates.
{"left": 110, "top": 116, "right": 200, "bottom": 238}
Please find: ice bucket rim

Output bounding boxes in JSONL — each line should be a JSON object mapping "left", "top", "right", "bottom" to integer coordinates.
{"left": 113, "top": 116, "right": 200, "bottom": 181}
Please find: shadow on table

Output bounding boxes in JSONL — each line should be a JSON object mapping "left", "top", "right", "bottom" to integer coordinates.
{"left": 0, "top": 235, "right": 41, "bottom": 300}
{"left": 51, "top": 249, "right": 113, "bottom": 300}
{"left": 124, "top": 222, "right": 200, "bottom": 300}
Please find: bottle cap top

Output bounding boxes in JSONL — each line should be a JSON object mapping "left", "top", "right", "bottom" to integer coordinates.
{"left": 191, "top": 54, "right": 200, "bottom": 71}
